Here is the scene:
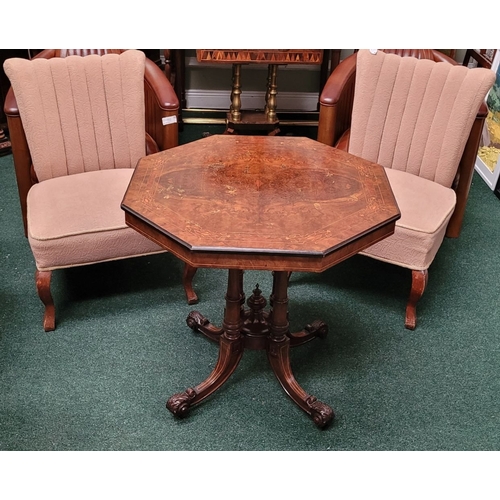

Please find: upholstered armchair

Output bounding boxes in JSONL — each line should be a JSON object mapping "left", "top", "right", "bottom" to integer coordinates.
{"left": 3, "top": 49, "right": 191, "bottom": 331}
{"left": 317, "top": 49, "right": 494, "bottom": 329}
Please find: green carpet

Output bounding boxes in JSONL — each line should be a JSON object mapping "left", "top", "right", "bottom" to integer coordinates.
{"left": 1, "top": 125, "right": 500, "bottom": 451}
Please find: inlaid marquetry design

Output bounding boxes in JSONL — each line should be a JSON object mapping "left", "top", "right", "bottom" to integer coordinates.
{"left": 196, "top": 49, "right": 323, "bottom": 65}
{"left": 122, "top": 135, "right": 400, "bottom": 264}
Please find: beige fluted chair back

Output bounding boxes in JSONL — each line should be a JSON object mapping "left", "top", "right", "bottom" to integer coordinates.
{"left": 318, "top": 49, "right": 494, "bottom": 329}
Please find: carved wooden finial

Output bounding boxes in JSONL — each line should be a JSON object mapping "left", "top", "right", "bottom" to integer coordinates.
{"left": 247, "top": 284, "right": 267, "bottom": 313}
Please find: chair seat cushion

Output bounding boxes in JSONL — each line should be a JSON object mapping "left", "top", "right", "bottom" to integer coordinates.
{"left": 27, "top": 169, "right": 164, "bottom": 270}
{"left": 360, "top": 167, "right": 456, "bottom": 270}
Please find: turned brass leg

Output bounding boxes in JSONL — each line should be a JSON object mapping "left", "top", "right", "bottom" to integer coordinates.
{"left": 264, "top": 64, "right": 278, "bottom": 123}
{"left": 167, "top": 269, "right": 244, "bottom": 417}
{"left": 405, "top": 269, "right": 428, "bottom": 330}
{"left": 267, "top": 271, "right": 334, "bottom": 428}
{"left": 229, "top": 63, "right": 242, "bottom": 123}
{"left": 36, "top": 270, "right": 55, "bottom": 332}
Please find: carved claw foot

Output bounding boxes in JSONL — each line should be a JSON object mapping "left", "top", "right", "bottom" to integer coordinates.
{"left": 306, "top": 396, "right": 334, "bottom": 428}
{"left": 186, "top": 311, "right": 209, "bottom": 331}
{"left": 268, "top": 337, "right": 334, "bottom": 428}
{"left": 289, "top": 319, "right": 328, "bottom": 347}
{"left": 166, "top": 388, "right": 197, "bottom": 417}
{"left": 186, "top": 311, "right": 223, "bottom": 342}
{"left": 305, "top": 320, "right": 328, "bottom": 339}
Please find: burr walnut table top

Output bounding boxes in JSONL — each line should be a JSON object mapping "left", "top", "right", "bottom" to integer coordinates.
{"left": 121, "top": 135, "right": 400, "bottom": 272}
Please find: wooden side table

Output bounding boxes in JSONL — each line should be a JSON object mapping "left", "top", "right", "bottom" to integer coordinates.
{"left": 196, "top": 49, "right": 323, "bottom": 134}
{"left": 122, "top": 135, "right": 400, "bottom": 427}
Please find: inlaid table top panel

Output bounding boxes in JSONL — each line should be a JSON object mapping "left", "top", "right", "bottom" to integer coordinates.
{"left": 196, "top": 49, "right": 323, "bottom": 65}
{"left": 122, "top": 135, "right": 400, "bottom": 271}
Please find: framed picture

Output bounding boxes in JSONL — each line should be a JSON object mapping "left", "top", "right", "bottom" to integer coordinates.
{"left": 474, "top": 50, "right": 500, "bottom": 190}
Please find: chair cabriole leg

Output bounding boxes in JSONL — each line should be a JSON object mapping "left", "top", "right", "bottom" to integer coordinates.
{"left": 183, "top": 263, "right": 198, "bottom": 305}
{"left": 35, "top": 269, "right": 55, "bottom": 332}
{"left": 405, "top": 269, "right": 428, "bottom": 330}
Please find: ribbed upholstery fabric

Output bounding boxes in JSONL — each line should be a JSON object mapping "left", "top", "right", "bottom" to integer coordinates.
{"left": 350, "top": 50, "right": 495, "bottom": 271}
{"left": 381, "top": 49, "right": 436, "bottom": 60}
{"left": 56, "top": 49, "right": 123, "bottom": 57}
{"left": 4, "top": 50, "right": 146, "bottom": 182}
{"left": 349, "top": 50, "right": 495, "bottom": 188}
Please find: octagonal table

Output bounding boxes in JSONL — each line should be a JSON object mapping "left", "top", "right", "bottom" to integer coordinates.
{"left": 121, "top": 135, "right": 400, "bottom": 428}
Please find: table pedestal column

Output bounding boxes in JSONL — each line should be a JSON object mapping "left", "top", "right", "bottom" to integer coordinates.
{"left": 166, "top": 269, "right": 334, "bottom": 428}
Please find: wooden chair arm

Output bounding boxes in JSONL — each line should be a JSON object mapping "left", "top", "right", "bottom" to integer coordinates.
{"left": 33, "top": 49, "right": 57, "bottom": 59}
{"left": 4, "top": 85, "right": 19, "bottom": 117}
{"left": 335, "top": 129, "right": 350, "bottom": 151}
{"left": 317, "top": 53, "right": 357, "bottom": 147}
{"left": 5, "top": 110, "right": 33, "bottom": 237}
{"left": 446, "top": 108, "right": 487, "bottom": 238}
{"left": 144, "top": 57, "right": 179, "bottom": 151}
{"left": 146, "top": 132, "right": 160, "bottom": 155}
{"left": 429, "top": 50, "right": 457, "bottom": 64}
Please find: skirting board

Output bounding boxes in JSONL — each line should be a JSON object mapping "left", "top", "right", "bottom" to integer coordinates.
{"left": 186, "top": 90, "right": 320, "bottom": 112}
